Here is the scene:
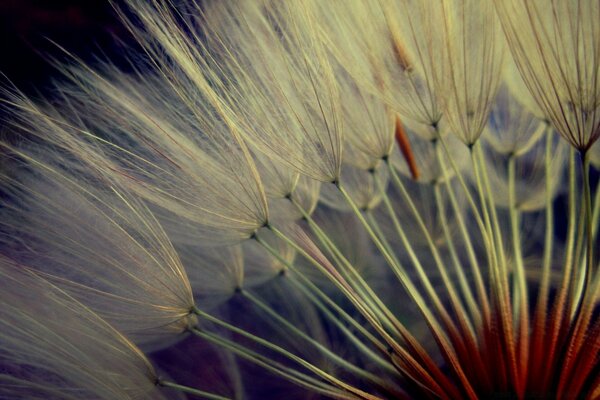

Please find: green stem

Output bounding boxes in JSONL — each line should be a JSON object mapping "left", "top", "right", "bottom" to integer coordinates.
{"left": 435, "top": 142, "right": 490, "bottom": 324}
{"left": 254, "top": 235, "right": 390, "bottom": 356}
{"left": 508, "top": 154, "right": 526, "bottom": 317}
{"left": 470, "top": 143, "right": 518, "bottom": 391}
{"left": 242, "top": 289, "right": 396, "bottom": 391}
{"left": 507, "top": 152, "right": 529, "bottom": 386}
{"left": 266, "top": 224, "right": 395, "bottom": 348}
{"left": 337, "top": 182, "right": 477, "bottom": 400}
{"left": 475, "top": 143, "right": 508, "bottom": 274}
{"left": 433, "top": 183, "right": 481, "bottom": 329}
{"left": 287, "top": 275, "right": 399, "bottom": 374}
{"left": 288, "top": 196, "right": 405, "bottom": 342}
{"left": 384, "top": 161, "right": 476, "bottom": 342}
{"left": 592, "top": 176, "right": 600, "bottom": 240}
{"left": 192, "top": 308, "right": 380, "bottom": 400}
{"left": 539, "top": 129, "right": 555, "bottom": 311}
{"left": 189, "top": 329, "right": 355, "bottom": 400}
{"left": 582, "top": 150, "right": 594, "bottom": 295}
{"left": 438, "top": 135, "right": 488, "bottom": 245}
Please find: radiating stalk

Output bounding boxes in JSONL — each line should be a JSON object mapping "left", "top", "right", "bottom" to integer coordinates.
{"left": 433, "top": 183, "right": 482, "bottom": 332}
{"left": 287, "top": 275, "right": 399, "bottom": 374}
{"left": 288, "top": 197, "right": 406, "bottom": 341}
{"left": 435, "top": 141, "right": 490, "bottom": 326}
{"left": 384, "top": 162, "right": 478, "bottom": 343}
{"left": 470, "top": 143, "right": 516, "bottom": 393}
{"left": 337, "top": 183, "right": 477, "bottom": 400}
{"left": 592, "top": 176, "right": 600, "bottom": 240}
{"left": 529, "top": 128, "right": 554, "bottom": 389}
{"left": 241, "top": 289, "right": 398, "bottom": 393}
{"left": 383, "top": 165, "right": 489, "bottom": 391}
{"left": 190, "top": 328, "right": 357, "bottom": 400}
{"left": 255, "top": 231, "right": 399, "bottom": 373}
{"left": 475, "top": 143, "right": 508, "bottom": 276}
{"left": 581, "top": 150, "right": 594, "bottom": 296}
{"left": 537, "top": 148, "right": 578, "bottom": 392}
{"left": 266, "top": 224, "right": 416, "bottom": 363}
{"left": 192, "top": 307, "right": 381, "bottom": 400}
{"left": 438, "top": 135, "right": 488, "bottom": 244}
{"left": 254, "top": 234, "right": 392, "bottom": 357}
{"left": 507, "top": 153, "right": 529, "bottom": 389}
{"left": 555, "top": 150, "right": 598, "bottom": 397}
{"left": 268, "top": 223, "right": 460, "bottom": 399}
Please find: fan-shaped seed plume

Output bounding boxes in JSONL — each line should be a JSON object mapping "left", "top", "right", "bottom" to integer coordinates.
{"left": 0, "top": 167, "right": 195, "bottom": 349}
{"left": 0, "top": 257, "right": 167, "bottom": 400}
{"left": 252, "top": 151, "right": 301, "bottom": 200}
{"left": 479, "top": 131, "right": 568, "bottom": 212}
{"left": 72, "top": 68, "right": 268, "bottom": 243}
{"left": 333, "top": 0, "right": 448, "bottom": 128}
{"left": 268, "top": 175, "right": 322, "bottom": 224}
{"left": 438, "top": 0, "right": 506, "bottom": 145}
{"left": 484, "top": 84, "right": 548, "bottom": 157}
{"left": 177, "top": 244, "right": 244, "bottom": 310}
{"left": 494, "top": 0, "right": 600, "bottom": 151}
{"left": 244, "top": 230, "right": 296, "bottom": 287}
{"left": 3, "top": 65, "right": 270, "bottom": 244}
{"left": 503, "top": 57, "right": 546, "bottom": 120}
{"left": 336, "top": 66, "right": 394, "bottom": 170}
{"left": 191, "top": 0, "right": 344, "bottom": 182}
{"left": 319, "top": 164, "right": 389, "bottom": 213}
{"left": 389, "top": 119, "right": 469, "bottom": 184}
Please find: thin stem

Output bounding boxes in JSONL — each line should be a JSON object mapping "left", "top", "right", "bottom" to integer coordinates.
{"left": 529, "top": 128, "right": 554, "bottom": 388}
{"left": 384, "top": 164, "right": 489, "bottom": 391}
{"left": 242, "top": 289, "right": 397, "bottom": 392}
{"left": 287, "top": 274, "right": 399, "bottom": 374}
{"left": 582, "top": 150, "right": 594, "bottom": 295}
{"left": 385, "top": 162, "right": 477, "bottom": 343}
{"left": 475, "top": 143, "right": 508, "bottom": 276}
{"left": 192, "top": 307, "right": 381, "bottom": 400}
{"left": 435, "top": 142, "right": 490, "bottom": 325}
{"left": 288, "top": 196, "right": 406, "bottom": 343}
{"left": 337, "top": 183, "right": 477, "bottom": 400}
{"left": 190, "top": 329, "right": 356, "bottom": 400}
{"left": 254, "top": 234, "right": 392, "bottom": 358}
{"left": 470, "top": 144, "right": 517, "bottom": 392}
{"left": 592, "top": 176, "right": 600, "bottom": 240}
{"left": 267, "top": 223, "right": 451, "bottom": 395}
{"left": 433, "top": 183, "right": 482, "bottom": 332}
{"left": 507, "top": 153, "right": 529, "bottom": 387}
{"left": 266, "top": 224, "right": 398, "bottom": 351}
{"left": 538, "top": 148, "right": 577, "bottom": 392}
{"left": 158, "top": 380, "right": 232, "bottom": 400}
{"left": 438, "top": 135, "right": 488, "bottom": 245}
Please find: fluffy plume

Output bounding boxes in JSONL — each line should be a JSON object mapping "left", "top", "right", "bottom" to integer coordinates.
{"left": 0, "top": 257, "right": 166, "bottom": 400}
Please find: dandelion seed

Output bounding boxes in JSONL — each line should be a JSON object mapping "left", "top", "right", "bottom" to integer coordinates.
{"left": 0, "top": 0, "right": 599, "bottom": 399}
{"left": 0, "top": 163, "right": 196, "bottom": 348}
{"left": 0, "top": 257, "right": 167, "bottom": 400}
{"left": 495, "top": 0, "right": 600, "bottom": 151}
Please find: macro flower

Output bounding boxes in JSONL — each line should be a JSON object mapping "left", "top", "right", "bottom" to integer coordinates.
{"left": 0, "top": 0, "right": 599, "bottom": 399}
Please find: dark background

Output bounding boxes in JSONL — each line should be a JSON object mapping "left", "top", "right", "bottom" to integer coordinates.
{"left": 0, "top": 0, "right": 130, "bottom": 95}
